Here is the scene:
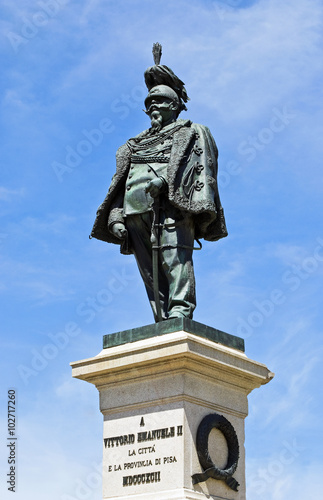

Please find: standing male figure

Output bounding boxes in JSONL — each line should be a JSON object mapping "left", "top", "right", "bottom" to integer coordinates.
{"left": 91, "top": 44, "right": 227, "bottom": 322}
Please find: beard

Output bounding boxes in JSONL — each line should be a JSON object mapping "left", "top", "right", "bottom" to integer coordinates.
{"left": 149, "top": 109, "right": 163, "bottom": 134}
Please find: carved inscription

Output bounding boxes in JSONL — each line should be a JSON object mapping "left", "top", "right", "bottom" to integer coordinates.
{"left": 104, "top": 434, "right": 135, "bottom": 447}
{"left": 123, "top": 471, "right": 161, "bottom": 487}
{"left": 104, "top": 420, "right": 183, "bottom": 488}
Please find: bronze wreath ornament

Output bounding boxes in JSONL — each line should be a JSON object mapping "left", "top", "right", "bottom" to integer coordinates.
{"left": 192, "top": 413, "right": 240, "bottom": 491}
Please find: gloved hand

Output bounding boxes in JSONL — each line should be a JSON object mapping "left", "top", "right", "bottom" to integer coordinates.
{"left": 145, "top": 177, "right": 165, "bottom": 198}
{"left": 110, "top": 223, "right": 127, "bottom": 240}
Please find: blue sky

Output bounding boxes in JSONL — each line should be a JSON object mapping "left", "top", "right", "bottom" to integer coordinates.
{"left": 1, "top": 0, "right": 322, "bottom": 498}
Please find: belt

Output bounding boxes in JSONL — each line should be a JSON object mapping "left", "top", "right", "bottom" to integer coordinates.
{"left": 131, "top": 156, "right": 170, "bottom": 164}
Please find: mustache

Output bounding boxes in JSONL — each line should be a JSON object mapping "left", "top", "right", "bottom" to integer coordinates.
{"left": 144, "top": 104, "right": 162, "bottom": 115}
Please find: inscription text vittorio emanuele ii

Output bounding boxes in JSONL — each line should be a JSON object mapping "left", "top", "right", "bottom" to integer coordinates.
{"left": 104, "top": 425, "right": 183, "bottom": 487}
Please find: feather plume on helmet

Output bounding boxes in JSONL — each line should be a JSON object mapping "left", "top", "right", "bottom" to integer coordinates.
{"left": 144, "top": 43, "right": 190, "bottom": 115}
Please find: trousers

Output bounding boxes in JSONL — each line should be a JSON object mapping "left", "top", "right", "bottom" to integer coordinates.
{"left": 125, "top": 207, "right": 196, "bottom": 321}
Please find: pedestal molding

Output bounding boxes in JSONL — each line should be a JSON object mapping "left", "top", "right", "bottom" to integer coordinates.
{"left": 71, "top": 331, "right": 273, "bottom": 395}
{"left": 101, "top": 393, "right": 247, "bottom": 419}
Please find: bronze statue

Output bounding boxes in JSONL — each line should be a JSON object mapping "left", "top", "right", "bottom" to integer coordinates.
{"left": 91, "top": 44, "right": 227, "bottom": 322}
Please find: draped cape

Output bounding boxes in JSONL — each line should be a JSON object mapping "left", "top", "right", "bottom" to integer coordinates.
{"left": 91, "top": 119, "right": 227, "bottom": 254}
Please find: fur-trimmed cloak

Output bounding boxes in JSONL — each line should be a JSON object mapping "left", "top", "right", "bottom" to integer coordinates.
{"left": 91, "top": 119, "right": 227, "bottom": 254}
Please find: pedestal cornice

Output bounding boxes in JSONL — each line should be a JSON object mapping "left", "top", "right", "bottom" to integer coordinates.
{"left": 71, "top": 328, "right": 273, "bottom": 394}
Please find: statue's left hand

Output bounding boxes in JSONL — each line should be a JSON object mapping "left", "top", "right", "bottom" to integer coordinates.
{"left": 145, "top": 177, "right": 164, "bottom": 198}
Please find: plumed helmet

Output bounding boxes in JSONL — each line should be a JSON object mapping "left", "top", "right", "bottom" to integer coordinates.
{"left": 144, "top": 84, "right": 180, "bottom": 109}
{"left": 144, "top": 43, "right": 190, "bottom": 115}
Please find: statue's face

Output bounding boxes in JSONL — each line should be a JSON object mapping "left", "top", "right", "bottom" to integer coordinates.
{"left": 146, "top": 95, "right": 177, "bottom": 125}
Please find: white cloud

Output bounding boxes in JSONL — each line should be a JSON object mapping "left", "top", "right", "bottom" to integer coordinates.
{"left": 247, "top": 460, "right": 322, "bottom": 500}
{"left": 18, "top": 214, "right": 76, "bottom": 235}
{"left": 0, "top": 412, "right": 102, "bottom": 500}
{"left": 0, "top": 186, "right": 25, "bottom": 201}
{"left": 255, "top": 316, "right": 322, "bottom": 429}
{"left": 182, "top": 0, "right": 323, "bottom": 121}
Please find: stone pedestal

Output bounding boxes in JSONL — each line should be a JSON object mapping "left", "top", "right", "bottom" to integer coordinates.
{"left": 71, "top": 319, "right": 273, "bottom": 500}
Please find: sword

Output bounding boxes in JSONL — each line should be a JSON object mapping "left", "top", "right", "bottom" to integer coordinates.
{"left": 151, "top": 197, "right": 163, "bottom": 322}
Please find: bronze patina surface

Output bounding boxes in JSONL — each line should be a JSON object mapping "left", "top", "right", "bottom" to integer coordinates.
{"left": 91, "top": 44, "right": 227, "bottom": 322}
{"left": 103, "top": 318, "right": 244, "bottom": 352}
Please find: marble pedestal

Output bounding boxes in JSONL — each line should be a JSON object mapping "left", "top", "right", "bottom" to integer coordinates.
{"left": 71, "top": 319, "right": 273, "bottom": 500}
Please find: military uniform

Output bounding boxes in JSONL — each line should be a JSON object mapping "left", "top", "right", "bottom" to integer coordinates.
{"left": 91, "top": 119, "right": 227, "bottom": 321}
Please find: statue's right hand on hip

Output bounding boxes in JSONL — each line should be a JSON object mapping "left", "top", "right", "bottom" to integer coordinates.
{"left": 110, "top": 223, "right": 128, "bottom": 240}
{"left": 145, "top": 177, "right": 165, "bottom": 198}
